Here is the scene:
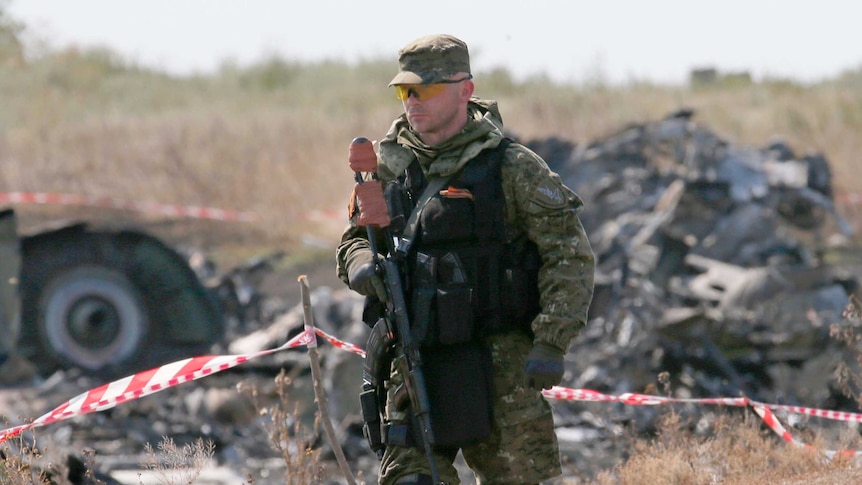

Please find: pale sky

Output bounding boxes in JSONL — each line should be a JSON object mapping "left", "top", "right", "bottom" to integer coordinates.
{"left": 7, "top": 0, "right": 862, "bottom": 85}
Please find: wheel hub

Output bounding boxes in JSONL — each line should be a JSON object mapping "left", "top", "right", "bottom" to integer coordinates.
{"left": 66, "top": 296, "right": 121, "bottom": 349}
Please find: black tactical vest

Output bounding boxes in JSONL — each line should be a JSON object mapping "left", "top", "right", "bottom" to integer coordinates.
{"left": 391, "top": 139, "right": 542, "bottom": 347}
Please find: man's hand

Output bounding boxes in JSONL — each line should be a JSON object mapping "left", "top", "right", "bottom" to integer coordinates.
{"left": 347, "top": 250, "right": 387, "bottom": 302}
{"left": 524, "top": 343, "right": 565, "bottom": 390}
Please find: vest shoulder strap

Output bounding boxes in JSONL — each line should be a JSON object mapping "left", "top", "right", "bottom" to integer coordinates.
{"left": 396, "top": 137, "right": 513, "bottom": 257}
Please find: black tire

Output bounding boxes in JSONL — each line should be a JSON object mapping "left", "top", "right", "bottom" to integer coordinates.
{"left": 19, "top": 228, "right": 223, "bottom": 379}
{"left": 19, "top": 230, "right": 151, "bottom": 378}
{"left": 38, "top": 265, "right": 148, "bottom": 372}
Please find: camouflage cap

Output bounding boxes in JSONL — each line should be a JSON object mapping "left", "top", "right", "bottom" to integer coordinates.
{"left": 389, "top": 34, "right": 471, "bottom": 86}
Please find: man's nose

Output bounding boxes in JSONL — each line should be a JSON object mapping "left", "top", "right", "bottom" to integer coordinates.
{"left": 405, "top": 90, "right": 422, "bottom": 104}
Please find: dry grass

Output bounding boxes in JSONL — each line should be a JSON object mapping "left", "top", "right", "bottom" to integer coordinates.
{"left": 137, "top": 437, "right": 215, "bottom": 485}
{"left": 1, "top": 23, "right": 860, "bottom": 267}
{"left": 587, "top": 410, "right": 862, "bottom": 485}
{"left": 0, "top": 432, "right": 70, "bottom": 484}
{"left": 239, "top": 370, "right": 327, "bottom": 485}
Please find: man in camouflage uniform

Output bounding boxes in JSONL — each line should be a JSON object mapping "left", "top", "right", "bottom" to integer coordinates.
{"left": 336, "top": 34, "right": 595, "bottom": 485}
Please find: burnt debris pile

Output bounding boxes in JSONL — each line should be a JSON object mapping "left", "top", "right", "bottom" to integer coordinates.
{"left": 524, "top": 109, "right": 861, "bottom": 439}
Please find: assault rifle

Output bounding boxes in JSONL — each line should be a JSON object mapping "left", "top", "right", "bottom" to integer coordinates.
{"left": 349, "top": 137, "right": 442, "bottom": 484}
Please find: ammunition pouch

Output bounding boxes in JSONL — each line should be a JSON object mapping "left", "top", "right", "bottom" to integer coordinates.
{"left": 410, "top": 285, "right": 475, "bottom": 346}
{"left": 360, "top": 384, "right": 385, "bottom": 456}
{"left": 408, "top": 242, "right": 539, "bottom": 347}
{"left": 383, "top": 421, "right": 414, "bottom": 448}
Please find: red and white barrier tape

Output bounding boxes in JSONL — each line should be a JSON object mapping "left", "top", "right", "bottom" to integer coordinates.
{"left": 4, "top": 190, "right": 856, "bottom": 225}
{"left": 0, "top": 192, "right": 258, "bottom": 222}
{"left": 748, "top": 405, "right": 861, "bottom": 460}
{"left": 2, "top": 325, "right": 861, "bottom": 460}
{"left": 837, "top": 191, "right": 862, "bottom": 207}
{"left": 541, "top": 387, "right": 749, "bottom": 407}
{"left": 543, "top": 386, "right": 862, "bottom": 458}
{"left": 301, "top": 209, "right": 343, "bottom": 222}
{"left": 0, "top": 328, "right": 315, "bottom": 443}
{"left": 313, "top": 327, "right": 366, "bottom": 358}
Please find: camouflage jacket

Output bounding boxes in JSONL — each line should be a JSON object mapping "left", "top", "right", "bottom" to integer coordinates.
{"left": 336, "top": 97, "right": 595, "bottom": 351}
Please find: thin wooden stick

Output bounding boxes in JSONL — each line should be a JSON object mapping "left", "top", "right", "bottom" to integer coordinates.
{"left": 298, "top": 275, "right": 357, "bottom": 485}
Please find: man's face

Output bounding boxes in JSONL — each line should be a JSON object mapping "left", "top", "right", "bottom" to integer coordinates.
{"left": 395, "top": 76, "right": 473, "bottom": 146}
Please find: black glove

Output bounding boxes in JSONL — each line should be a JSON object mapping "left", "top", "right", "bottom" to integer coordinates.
{"left": 347, "top": 251, "right": 387, "bottom": 302}
{"left": 524, "top": 343, "right": 565, "bottom": 390}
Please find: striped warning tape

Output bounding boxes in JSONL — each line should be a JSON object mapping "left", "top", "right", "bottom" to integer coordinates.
{"left": 300, "top": 209, "right": 344, "bottom": 222}
{"left": 0, "top": 192, "right": 259, "bottom": 222}
{"left": 544, "top": 387, "right": 862, "bottom": 458}
{"left": 836, "top": 191, "right": 862, "bottom": 207}
{"left": 313, "top": 327, "right": 366, "bottom": 358}
{"left": 3, "top": 190, "right": 856, "bottom": 224}
{"left": 1, "top": 324, "right": 860, "bottom": 460}
{"left": 752, "top": 405, "right": 808, "bottom": 449}
{"left": 0, "top": 328, "right": 314, "bottom": 443}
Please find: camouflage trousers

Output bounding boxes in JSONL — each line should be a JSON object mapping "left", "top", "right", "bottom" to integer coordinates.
{"left": 378, "top": 331, "right": 562, "bottom": 485}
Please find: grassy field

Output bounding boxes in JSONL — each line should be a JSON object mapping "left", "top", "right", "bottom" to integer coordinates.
{"left": 2, "top": 13, "right": 861, "bottom": 268}
{"left": 3, "top": 9, "right": 862, "bottom": 483}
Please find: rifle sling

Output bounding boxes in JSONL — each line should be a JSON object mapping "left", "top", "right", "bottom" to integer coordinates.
{"left": 395, "top": 172, "right": 455, "bottom": 258}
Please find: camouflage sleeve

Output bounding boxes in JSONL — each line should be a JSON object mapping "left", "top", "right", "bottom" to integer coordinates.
{"left": 501, "top": 143, "right": 595, "bottom": 352}
{"left": 335, "top": 223, "right": 369, "bottom": 286}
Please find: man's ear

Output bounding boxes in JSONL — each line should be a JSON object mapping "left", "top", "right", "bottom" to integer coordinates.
{"left": 460, "top": 80, "right": 475, "bottom": 102}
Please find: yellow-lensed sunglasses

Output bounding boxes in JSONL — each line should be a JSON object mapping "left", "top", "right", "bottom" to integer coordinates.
{"left": 394, "top": 75, "right": 472, "bottom": 101}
